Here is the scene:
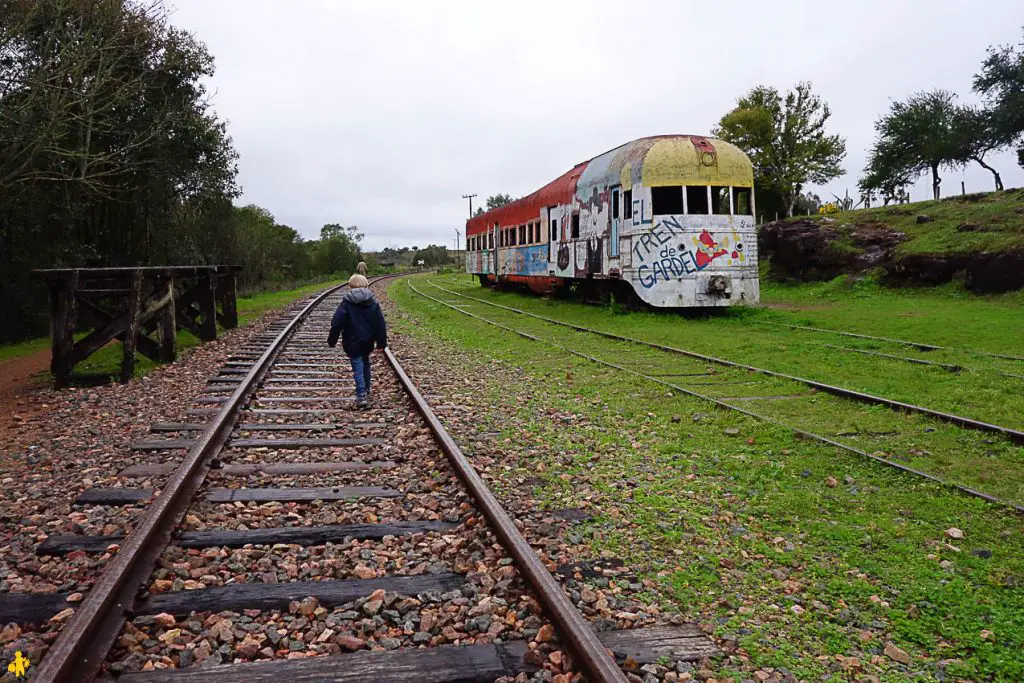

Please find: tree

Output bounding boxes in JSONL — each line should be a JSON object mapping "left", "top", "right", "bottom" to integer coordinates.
{"left": 952, "top": 107, "right": 1006, "bottom": 191}
{"left": 412, "top": 244, "right": 449, "bottom": 267}
{"left": 793, "top": 192, "right": 822, "bottom": 215}
{"left": 713, "top": 82, "right": 846, "bottom": 217}
{"left": 0, "top": 0, "right": 242, "bottom": 342}
{"left": 313, "top": 224, "right": 363, "bottom": 276}
{"left": 861, "top": 90, "right": 969, "bottom": 201}
{"left": 973, "top": 28, "right": 1024, "bottom": 170}
{"left": 485, "top": 194, "right": 513, "bottom": 210}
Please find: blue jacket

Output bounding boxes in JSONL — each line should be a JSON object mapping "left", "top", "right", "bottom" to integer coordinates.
{"left": 327, "top": 288, "right": 388, "bottom": 357}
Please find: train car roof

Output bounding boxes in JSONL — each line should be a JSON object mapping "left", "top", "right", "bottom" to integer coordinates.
{"left": 466, "top": 135, "right": 752, "bottom": 235}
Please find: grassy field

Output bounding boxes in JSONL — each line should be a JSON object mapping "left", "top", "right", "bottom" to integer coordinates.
{"left": 0, "top": 279, "right": 342, "bottom": 382}
{"left": 803, "top": 188, "right": 1024, "bottom": 256}
{"left": 390, "top": 274, "right": 1024, "bottom": 681}
{"left": 430, "top": 274, "right": 1024, "bottom": 429}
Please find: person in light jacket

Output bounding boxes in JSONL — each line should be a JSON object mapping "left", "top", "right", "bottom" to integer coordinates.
{"left": 327, "top": 274, "right": 387, "bottom": 409}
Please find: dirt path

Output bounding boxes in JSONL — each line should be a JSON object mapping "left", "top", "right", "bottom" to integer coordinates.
{"left": 0, "top": 348, "right": 53, "bottom": 443}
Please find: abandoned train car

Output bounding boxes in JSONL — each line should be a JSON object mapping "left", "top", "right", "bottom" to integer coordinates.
{"left": 465, "top": 135, "right": 760, "bottom": 308}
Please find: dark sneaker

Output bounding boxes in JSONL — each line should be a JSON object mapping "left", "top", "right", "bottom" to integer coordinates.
{"left": 356, "top": 396, "right": 369, "bottom": 410}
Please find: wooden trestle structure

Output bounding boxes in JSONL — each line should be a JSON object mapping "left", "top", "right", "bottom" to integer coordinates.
{"left": 35, "top": 266, "right": 241, "bottom": 388}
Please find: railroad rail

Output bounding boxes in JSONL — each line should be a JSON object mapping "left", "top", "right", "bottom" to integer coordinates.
{"left": 424, "top": 280, "right": 1024, "bottom": 445}
{"left": 12, "top": 275, "right": 711, "bottom": 681}
{"left": 766, "top": 322, "right": 1024, "bottom": 363}
{"left": 412, "top": 279, "right": 1024, "bottom": 515}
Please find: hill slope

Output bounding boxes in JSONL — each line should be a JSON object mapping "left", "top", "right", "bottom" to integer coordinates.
{"left": 758, "top": 187, "right": 1024, "bottom": 292}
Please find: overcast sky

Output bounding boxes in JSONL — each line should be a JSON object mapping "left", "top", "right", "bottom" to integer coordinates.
{"left": 169, "top": 0, "right": 1024, "bottom": 251}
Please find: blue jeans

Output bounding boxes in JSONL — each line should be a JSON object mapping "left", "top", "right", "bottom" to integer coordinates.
{"left": 349, "top": 354, "right": 371, "bottom": 399}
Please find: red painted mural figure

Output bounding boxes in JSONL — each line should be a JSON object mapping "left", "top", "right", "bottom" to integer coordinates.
{"left": 694, "top": 230, "right": 729, "bottom": 269}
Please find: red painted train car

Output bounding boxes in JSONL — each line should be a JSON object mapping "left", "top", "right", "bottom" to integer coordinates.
{"left": 465, "top": 135, "right": 759, "bottom": 307}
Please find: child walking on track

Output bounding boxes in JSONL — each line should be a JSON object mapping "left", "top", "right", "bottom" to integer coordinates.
{"left": 327, "top": 274, "right": 388, "bottom": 409}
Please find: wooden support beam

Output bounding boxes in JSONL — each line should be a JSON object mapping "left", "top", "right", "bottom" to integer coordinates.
{"left": 120, "top": 270, "right": 144, "bottom": 383}
{"left": 216, "top": 270, "right": 238, "bottom": 329}
{"left": 158, "top": 276, "right": 177, "bottom": 362}
{"left": 49, "top": 270, "right": 79, "bottom": 389}
{"left": 77, "top": 297, "right": 163, "bottom": 363}
{"left": 198, "top": 272, "right": 218, "bottom": 341}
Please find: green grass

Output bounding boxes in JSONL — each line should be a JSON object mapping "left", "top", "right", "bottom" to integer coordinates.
{"left": 389, "top": 275, "right": 1024, "bottom": 681}
{"left": 798, "top": 188, "right": 1024, "bottom": 256}
{"left": 0, "top": 279, "right": 342, "bottom": 381}
{"left": 0, "top": 336, "right": 50, "bottom": 362}
{"left": 427, "top": 274, "right": 1024, "bottom": 431}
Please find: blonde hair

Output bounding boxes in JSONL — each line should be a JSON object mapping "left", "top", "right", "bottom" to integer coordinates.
{"left": 356, "top": 261, "right": 367, "bottom": 275}
{"left": 348, "top": 273, "right": 369, "bottom": 288}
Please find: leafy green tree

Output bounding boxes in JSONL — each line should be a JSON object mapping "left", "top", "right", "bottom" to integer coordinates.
{"left": 312, "top": 224, "right": 363, "bottom": 276}
{"left": 973, "top": 28, "right": 1024, "bottom": 170}
{"left": 412, "top": 244, "right": 450, "bottom": 267}
{"left": 0, "top": 0, "right": 241, "bottom": 342}
{"left": 485, "top": 194, "right": 513, "bottom": 210}
{"left": 861, "top": 90, "right": 966, "bottom": 201}
{"left": 713, "top": 82, "right": 846, "bottom": 217}
{"left": 952, "top": 107, "right": 1006, "bottom": 191}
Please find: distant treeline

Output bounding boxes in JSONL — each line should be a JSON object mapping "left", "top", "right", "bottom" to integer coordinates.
{"left": 0, "top": 0, "right": 366, "bottom": 344}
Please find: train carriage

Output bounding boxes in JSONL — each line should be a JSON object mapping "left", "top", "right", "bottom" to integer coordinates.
{"left": 465, "top": 135, "right": 759, "bottom": 308}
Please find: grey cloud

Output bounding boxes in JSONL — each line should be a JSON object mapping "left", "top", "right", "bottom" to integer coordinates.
{"left": 170, "top": 0, "right": 1024, "bottom": 249}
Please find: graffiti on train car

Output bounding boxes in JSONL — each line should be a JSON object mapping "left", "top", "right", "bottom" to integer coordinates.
{"left": 633, "top": 216, "right": 750, "bottom": 289}
{"left": 500, "top": 245, "right": 550, "bottom": 276}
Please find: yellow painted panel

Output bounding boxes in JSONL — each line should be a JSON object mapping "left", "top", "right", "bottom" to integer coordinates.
{"left": 642, "top": 137, "right": 753, "bottom": 188}
{"left": 620, "top": 162, "right": 632, "bottom": 189}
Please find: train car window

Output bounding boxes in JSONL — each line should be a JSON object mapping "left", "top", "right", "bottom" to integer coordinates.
{"left": 711, "top": 186, "right": 731, "bottom": 215}
{"left": 571, "top": 213, "right": 580, "bottom": 239}
{"left": 651, "top": 186, "right": 684, "bottom": 215}
{"left": 733, "top": 187, "right": 752, "bottom": 215}
{"left": 551, "top": 219, "right": 558, "bottom": 240}
{"left": 623, "top": 190, "right": 632, "bottom": 219}
{"left": 612, "top": 192, "right": 620, "bottom": 219}
{"left": 533, "top": 222, "right": 539, "bottom": 242}
{"left": 686, "top": 186, "right": 709, "bottom": 214}
{"left": 517, "top": 225, "right": 523, "bottom": 244}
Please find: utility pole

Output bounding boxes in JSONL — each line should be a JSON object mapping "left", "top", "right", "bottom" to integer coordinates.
{"left": 462, "top": 193, "right": 477, "bottom": 218}
{"left": 454, "top": 229, "right": 461, "bottom": 272}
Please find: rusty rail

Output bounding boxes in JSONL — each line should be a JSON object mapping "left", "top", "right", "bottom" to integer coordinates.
{"left": 410, "top": 280, "right": 1024, "bottom": 515}
{"left": 426, "top": 280, "right": 1024, "bottom": 446}
{"left": 768, "top": 322, "right": 1024, "bottom": 362}
{"left": 384, "top": 348, "right": 629, "bottom": 683}
{"left": 34, "top": 282, "right": 352, "bottom": 682}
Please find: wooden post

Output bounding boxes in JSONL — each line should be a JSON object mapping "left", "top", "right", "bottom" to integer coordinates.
{"left": 198, "top": 272, "right": 218, "bottom": 341}
{"left": 217, "top": 270, "right": 238, "bottom": 329}
{"left": 157, "top": 277, "right": 177, "bottom": 362}
{"left": 50, "top": 270, "right": 79, "bottom": 389}
{"left": 120, "top": 270, "right": 144, "bottom": 383}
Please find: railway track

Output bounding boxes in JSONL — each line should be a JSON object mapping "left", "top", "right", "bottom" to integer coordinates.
{"left": 5, "top": 275, "right": 715, "bottom": 682}
{"left": 424, "top": 280, "right": 1024, "bottom": 445}
{"left": 413, "top": 278, "right": 1024, "bottom": 514}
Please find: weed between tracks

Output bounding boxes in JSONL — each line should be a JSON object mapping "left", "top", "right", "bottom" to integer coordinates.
{"left": 389, "top": 276, "right": 1024, "bottom": 682}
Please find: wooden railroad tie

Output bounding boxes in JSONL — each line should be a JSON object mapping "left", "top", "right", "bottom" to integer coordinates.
{"left": 129, "top": 437, "right": 385, "bottom": 450}
{"left": 73, "top": 485, "right": 401, "bottom": 506}
{"left": 37, "top": 520, "right": 457, "bottom": 555}
{"left": 118, "top": 460, "right": 397, "bottom": 478}
{"left": 119, "top": 626, "right": 718, "bottom": 682}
